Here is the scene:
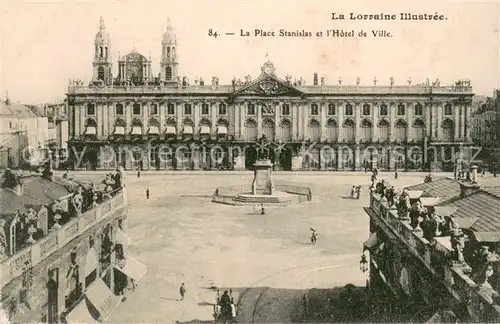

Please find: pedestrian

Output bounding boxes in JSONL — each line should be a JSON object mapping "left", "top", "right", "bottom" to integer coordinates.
{"left": 260, "top": 203, "right": 265, "bottom": 215}
{"left": 350, "top": 186, "right": 356, "bottom": 198}
{"left": 310, "top": 228, "right": 318, "bottom": 245}
{"left": 179, "top": 283, "right": 186, "bottom": 301}
{"left": 137, "top": 167, "right": 141, "bottom": 178}
{"left": 394, "top": 168, "right": 398, "bottom": 180}
{"left": 146, "top": 188, "right": 150, "bottom": 199}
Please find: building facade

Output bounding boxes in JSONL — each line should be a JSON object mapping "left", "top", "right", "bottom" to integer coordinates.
{"left": 0, "top": 100, "right": 50, "bottom": 169}
{"left": 363, "top": 174, "right": 500, "bottom": 322}
{"left": 0, "top": 167, "right": 144, "bottom": 323}
{"left": 67, "top": 18, "right": 474, "bottom": 171}
{"left": 472, "top": 90, "right": 500, "bottom": 168}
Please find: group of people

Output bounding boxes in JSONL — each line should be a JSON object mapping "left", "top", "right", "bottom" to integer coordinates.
{"left": 350, "top": 186, "right": 362, "bottom": 199}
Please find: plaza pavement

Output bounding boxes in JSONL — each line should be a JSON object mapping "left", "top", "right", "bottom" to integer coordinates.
{"left": 64, "top": 172, "right": 491, "bottom": 323}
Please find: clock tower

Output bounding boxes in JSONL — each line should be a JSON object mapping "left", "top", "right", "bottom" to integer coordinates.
{"left": 160, "top": 18, "right": 179, "bottom": 84}
{"left": 92, "top": 17, "right": 112, "bottom": 82}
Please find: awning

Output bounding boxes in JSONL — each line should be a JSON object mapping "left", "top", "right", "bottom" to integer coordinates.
{"left": 363, "top": 232, "right": 378, "bottom": 250}
{"left": 217, "top": 126, "right": 228, "bottom": 135}
{"left": 85, "top": 126, "right": 97, "bottom": 135}
{"left": 200, "top": 126, "right": 210, "bottom": 135}
{"left": 114, "top": 126, "right": 125, "bottom": 135}
{"left": 148, "top": 126, "right": 159, "bottom": 135}
{"left": 114, "top": 255, "right": 148, "bottom": 282}
{"left": 183, "top": 126, "right": 193, "bottom": 135}
{"left": 473, "top": 231, "right": 500, "bottom": 243}
{"left": 451, "top": 216, "right": 479, "bottom": 229}
{"left": 165, "top": 126, "right": 176, "bottom": 135}
{"left": 419, "top": 197, "right": 441, "bottom": 206}
{"left": 65, "top": 299, "right": 98, "bottom": 324}
{"left": 85, "top": 248, "right": 98, "bottom": 277}
{"left": 434, "top": 206, "right": 458, "bottom": 217}
{"left": 85, "top": 279, "right": 122, "bottom": 321}
{"left": 434, "top": 236, "right": 453, "bottom": 251}
{"left": 407, "top": 190, "right": 424, "bottom": 199}
{"left": 131, "top": 126, "right": 142, "bottom": 135}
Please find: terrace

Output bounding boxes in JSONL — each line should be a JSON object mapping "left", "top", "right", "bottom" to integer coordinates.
{"left": 366, "top": 175, "right": 500, "bottom": 322}
{"left": 0, "top": 168, "right": 126, "bottom": 287}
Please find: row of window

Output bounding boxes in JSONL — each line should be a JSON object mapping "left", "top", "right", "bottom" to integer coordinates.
{"left": 86, "top": 103, "right": 455, "bottom": 118}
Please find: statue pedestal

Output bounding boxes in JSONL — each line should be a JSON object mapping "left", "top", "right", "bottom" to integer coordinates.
{"left": 251, "top": 159, "right": 275, "bottom": 195}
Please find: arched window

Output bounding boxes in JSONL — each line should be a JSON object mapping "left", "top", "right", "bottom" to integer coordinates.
{"left": 441, "top": 119, "right": 454, "bottom": 141}
{"left": 412, "top": 119, "right": 425, "bottom": 142}
{"left": 167, "top": 47, "right": 171, "bottom": 58}
{"left": 97, "top": 67, "right": 105, "bottom": 81}
{"left": 280, "top": 119, "right": 292, "bottom": 141}
{"left": 343, "top": 119, "right": 355, "bottom": 142}
{"left": 395, "top": 119, "right": 408, "bottom": 141}
{"left": 327, "top": 119, "right": 338, "bottom": 141}
{"left": 244, "top": 119, "right": 258, "bottom": 141}
{"left": 105, "top": 47, "right": 108, "bottom": 57}
{"left": 308, "top": 119, "right": 321, "bottom": 141}
{"left": 360, "top": 119, "right": 372, "bottom": 142}
{"left": 165, "top": 67, "right": 172, "bottom": 81}
{"left": 378, "top": 119, "right": 390, "bottom": 142}
{"left": 99, "top": 47, "right": 103, "bottom": 58}
{"left": 262, "top": 118, "right": 275, "bottom": 140}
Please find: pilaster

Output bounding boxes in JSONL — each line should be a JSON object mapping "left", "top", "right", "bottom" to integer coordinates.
{"left": 320, "top": 102, "right": 327, "bottom": 141}
{"left": 337, "top": 147, "right": 343, "bottom": 169}
{"left": 275, "top": 102, "right": 281, "bottom": 142}
{"left": 292, "top": 102, "right": 298, "bottom": 141}
{"left": 159, "top": 101, "right": 165, "bottom": 134}
{"left": 372, "top": 103, "right": 378, "bottom": 140}
{"left": 435, "top": 103, "right": 441, "bottom": 140}
{"left": 302, "top": 102, "right": 307, "bottom": 140}
{"left": 354, "top": 103, "right": 360, "bottom": 143}
{"left": 193, "top": 101, "right": 200, "bottom": 137}
{"left": 425, "top": 102, "right": 432, "bottom": 139}
{"left": 74, "top": 104, "right": 80, "bottom": 138}
{"left": 338, "top": 102, "right": 344, "bottom": 141}
{"left": 406, "top": 101, "right": 412, "bottom": 142}
{"left": 125, "top": 102, "right": 131, "bottom": 133}
{"left": 176, "top": 102, "right": 182, "bottom": 135}
{"left": 142, "top": 101, "right": 148, "bottom": 134}
{"left": 80, "top": 103, "right": 86, "bottom": 137}
{"left": 234, "top": 103, "right": 240, "bottom": 139}
{"left": 454, "top": 103, "right": 460, "bottom": 141}
{"left": 211, "top": 101, "right": 217, "bottom": 136}
{"left": 389, "top": 102, "right": 396, "bottom": 141}
{"left": 257, "top": 103, "right": 262, "bottom": 138}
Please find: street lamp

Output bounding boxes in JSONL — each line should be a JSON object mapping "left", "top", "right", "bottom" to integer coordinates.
{"left": 359, "top": 254, "right": 369, "bottom": 273}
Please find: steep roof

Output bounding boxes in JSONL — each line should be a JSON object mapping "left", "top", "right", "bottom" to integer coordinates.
{"left": 0, "top": 101, "right": 38, "bottom": 118}
{"left": 0, "top": 174, "right": 79, "bottom": 216}
{"left": 405, "top": 177, "right": 462, "bottom": 203}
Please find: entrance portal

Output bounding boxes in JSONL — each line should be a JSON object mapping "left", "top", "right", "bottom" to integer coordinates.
{"left": 245, "top": 147, "right": 257, "bottom": 170}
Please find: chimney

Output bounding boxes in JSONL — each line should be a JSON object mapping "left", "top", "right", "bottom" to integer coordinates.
{"left": 459, "top": 179, "right": 481, "bottom": 198}
{"left": 471, "top": 165, "right": 478, "bottom": 184}
{"left": 313, "top": 73, "right": 318, "bottom": 86}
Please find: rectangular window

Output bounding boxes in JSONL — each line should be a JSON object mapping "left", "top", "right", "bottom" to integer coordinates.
{"left": 247, "top": 104, "right": 256, "bottom": 115}
{"left": 184, "top": 104, "right": 192, "bottom": 115}
{"left": 345, "top": 104, "right": 353, "bottom": 116}
{"left": 282, "top": 104, "right": 290, "bottom": 115}
{"left": 218, "top": 103, "right": 227, "bottom": 115}
{"left": 362, "top": 104, "right": 370, "bottom": 116}
{"left": 87, "top": 104, "right": 95, "bottom": 116}
{"left": 327, "top": 104, "right": 336, "bottom": 116}
{"left": 414, "top": 104, "right": 423, "bottom": 116}
{"left": 115, "top": 104, "right": 124, "bottom": 116}
{"left": 310, "top": 104, "right": 319, "bottom": 116}
{"left": 133, "top": 104, "right": 141, "bottom": 115}
{"left": 167, "top": 104, "right": 175, "bottom": 115}
{"left": 444, "top": 104, "right": 452, "bottom": 115}
{"left": 201, "top": 103, "right": 209, "bottom": 115}
{"left": 149, "top": 104, "right": 158, "bottom": 115}
{"left": 379, "top": 104, "right": 388, "bottom": 116}
{"left": 397, "top": 104, "right": 405, "bottom": 116}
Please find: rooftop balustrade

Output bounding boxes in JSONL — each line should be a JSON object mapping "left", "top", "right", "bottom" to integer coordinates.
{"left": 0, "top": 189, "right": 125, "bottom": 287}
{"left": 369, "top": 189, "right": 500, "bottom": 321}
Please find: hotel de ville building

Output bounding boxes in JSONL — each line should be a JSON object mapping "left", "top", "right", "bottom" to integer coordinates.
{"left": 66, "top": 18, "right": 474, "bottom": 172}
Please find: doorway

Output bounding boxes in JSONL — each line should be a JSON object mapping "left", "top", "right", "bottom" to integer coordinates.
{"left": 47, "top": 268, "right": 59, "bottom": 324}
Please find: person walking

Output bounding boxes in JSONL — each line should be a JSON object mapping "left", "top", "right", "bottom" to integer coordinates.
{"left": 146, "top": 188, "right": 150, "bottom": 199}
{"left": 310, "top": 228, "right": 319, "bottom": 245}
{"left": 179, "top": 283, "right": 186, "bottom": 301}
{"left": 394, "top": 168, "right": 398, "bottom": 180}
{"left": 260, "top": 203, "right": 265, "bottom": 215}
{"left": 136, "top": 167, "right": 141, "bottom": 178}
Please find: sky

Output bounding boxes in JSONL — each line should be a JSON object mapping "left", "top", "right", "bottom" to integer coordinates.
{"left": 1, "top": 0, "right": 499, "bottom": 104}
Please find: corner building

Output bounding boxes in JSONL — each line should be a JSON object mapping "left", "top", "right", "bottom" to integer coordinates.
{"left": 67, "top": 18, "right": 474, "bottom": 171}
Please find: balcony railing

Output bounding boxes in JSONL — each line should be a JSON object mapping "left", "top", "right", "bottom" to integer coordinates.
{"left": 0, "top": 190, "right": 125, "bottom": 287}
{"left": 369, "top": 192, "right": 500, "bottom": 321}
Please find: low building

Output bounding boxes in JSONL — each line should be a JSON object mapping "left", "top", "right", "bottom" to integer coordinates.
{"left": 362, "top": 172, "right": 500, "bottom": 322}
{"left": 0, "top": 100, "right": 51, "bottom": 170}
{"left": 0, "top": 167, "right": 146, "bottom": 323}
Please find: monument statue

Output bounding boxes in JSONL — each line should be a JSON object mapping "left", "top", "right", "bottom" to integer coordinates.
{"left": 256, "top": 135, "right": 271, "bottom": 160}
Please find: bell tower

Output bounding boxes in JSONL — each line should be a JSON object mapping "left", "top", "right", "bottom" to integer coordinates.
{"left": 160, "top": 18, "right": 179, "bottom": 83}
{"left": 92, "top": 17, "right": 112, "bottom": 82}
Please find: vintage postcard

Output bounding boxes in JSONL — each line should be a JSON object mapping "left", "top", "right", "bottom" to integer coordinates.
{"left": 0, "top": 0, "right": 499, "bottom": 323}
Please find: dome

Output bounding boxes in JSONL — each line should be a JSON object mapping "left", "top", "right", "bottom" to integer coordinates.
{"left": 95, "top": 17, "right": 110, "bottom": 43}
{"left": 162, "top": 18, "right": 177, "bottom": 43}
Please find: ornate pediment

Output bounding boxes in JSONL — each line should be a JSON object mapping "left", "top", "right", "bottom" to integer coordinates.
{"left": 236, "top": 76, "right": 302, "bottom": 97}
